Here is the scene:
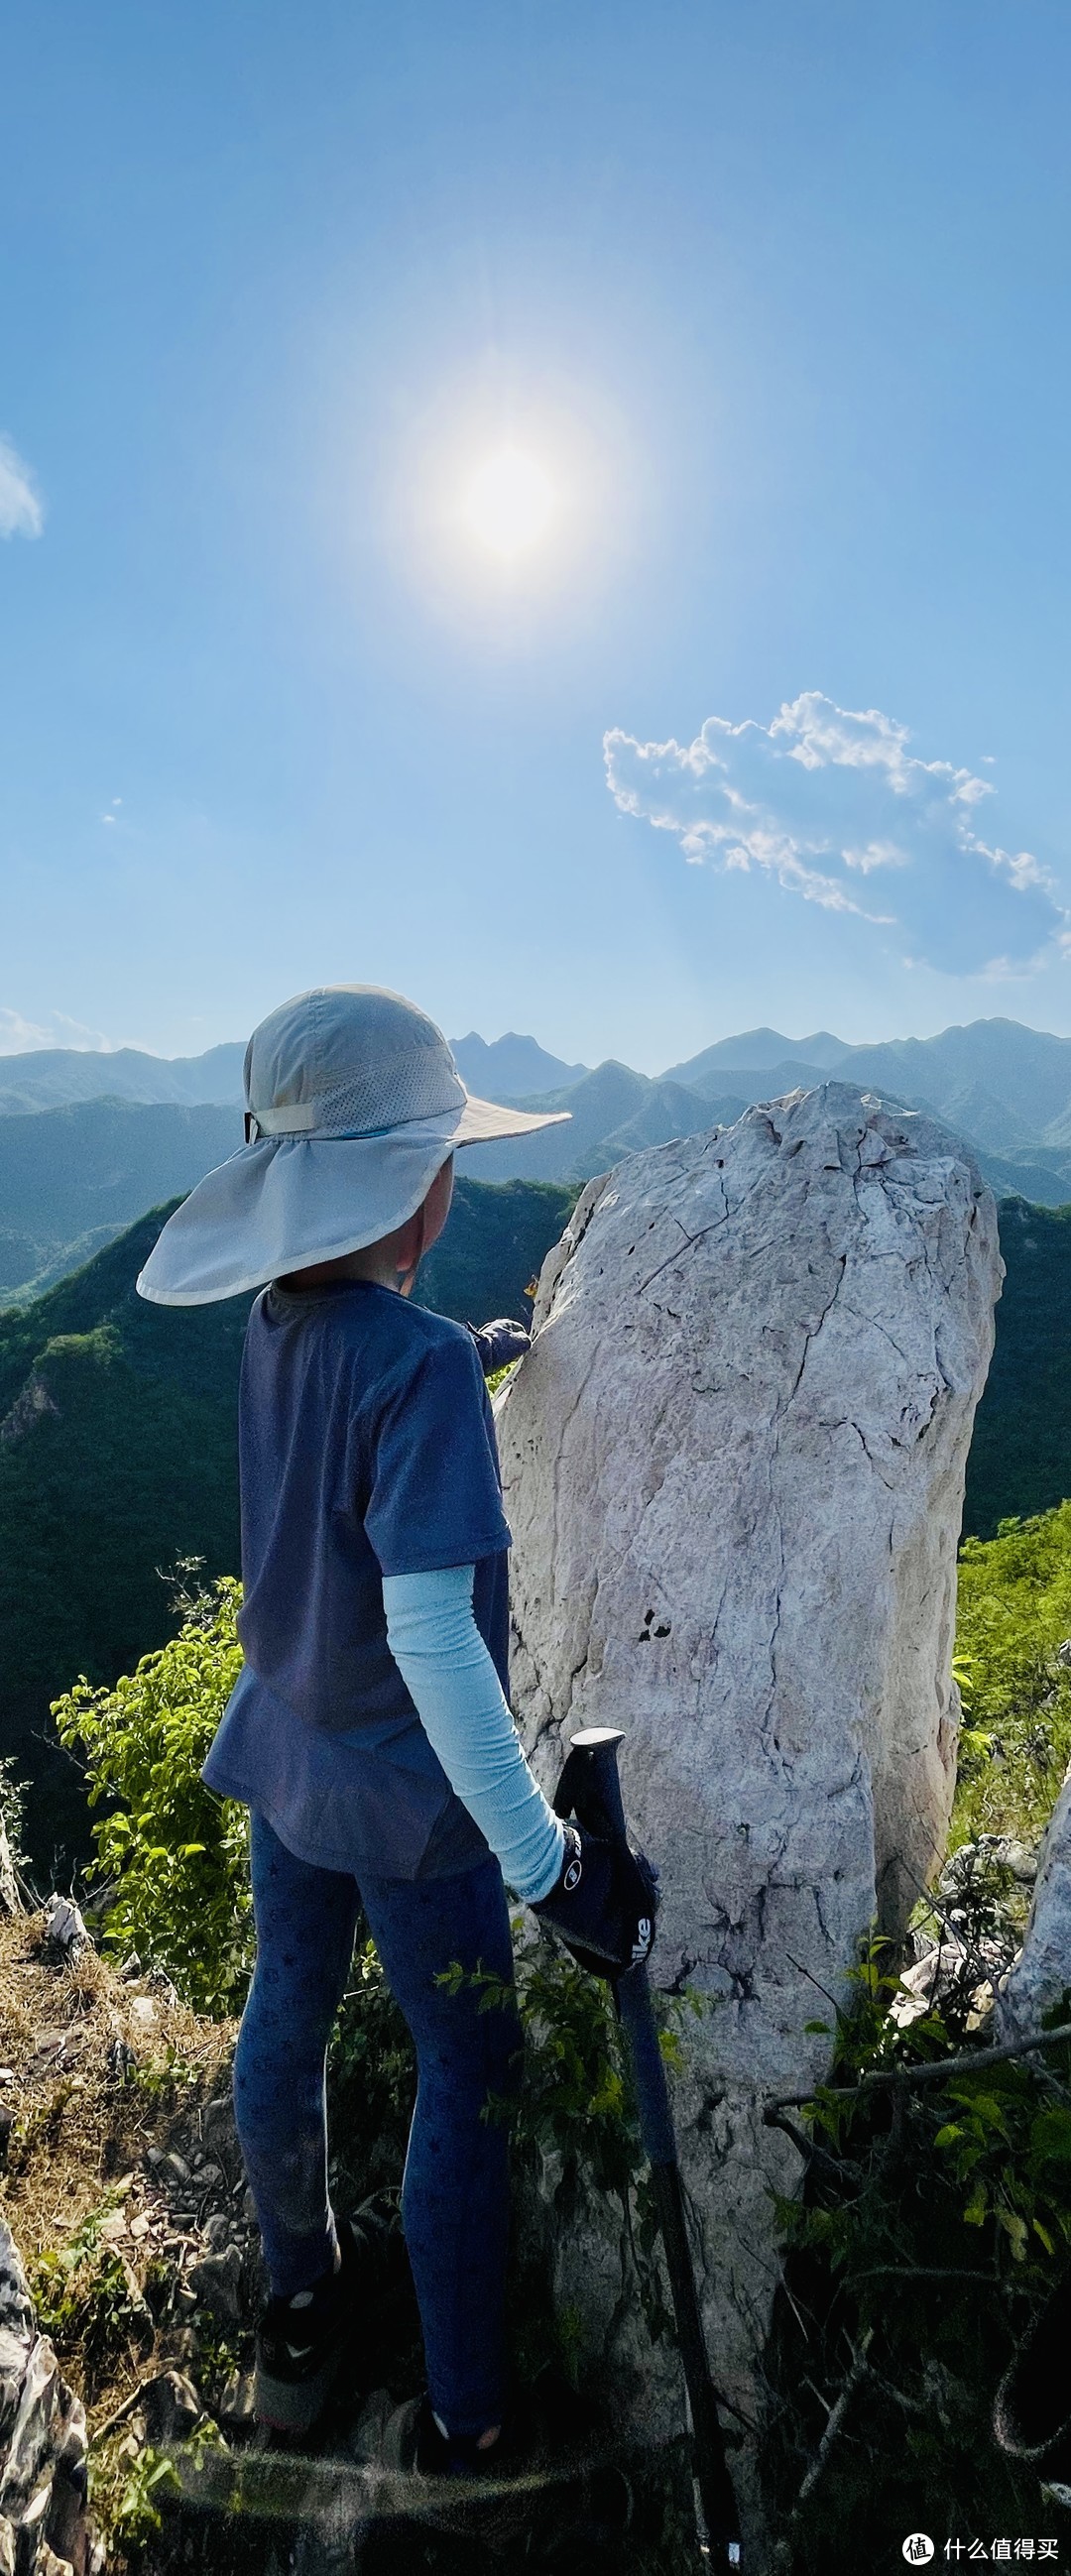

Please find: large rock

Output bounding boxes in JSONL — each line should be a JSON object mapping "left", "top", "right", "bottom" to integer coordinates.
{"left": 498, "top": 1084, "right": 1001, "bottom": 2430}
{"left": 997, "top": 1764, "right": 1071, "bottom": 2040}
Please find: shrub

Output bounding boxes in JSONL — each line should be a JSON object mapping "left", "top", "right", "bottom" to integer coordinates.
{"left": 53, "top": 1575, "right": 249, "bottom": 2016}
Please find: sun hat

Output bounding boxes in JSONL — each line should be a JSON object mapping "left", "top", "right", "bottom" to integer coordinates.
{"left": 136, "top": 985, "right": 571, "bottom": 1307}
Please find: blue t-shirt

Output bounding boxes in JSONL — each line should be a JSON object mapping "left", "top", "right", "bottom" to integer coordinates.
{"left": 202, "top": 1278, "right": 511, "bottom": 1880}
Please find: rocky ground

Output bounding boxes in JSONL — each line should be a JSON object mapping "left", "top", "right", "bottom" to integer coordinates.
{"left": 0, "top": 1901, "right": 252, "bottom": 2567}
{"left": 0, "top": 1909, "right": 700, "bottom": 2576}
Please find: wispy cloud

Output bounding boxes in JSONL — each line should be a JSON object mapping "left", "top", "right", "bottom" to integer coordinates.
{"left": 0, "top": 1008, "right": 111, "bottom": 1055}
{"left": 0, "top": 435, "right": 44, "bottom": 539}
{"left": 604, "top": 692, "right": 1067, "bottom": 975}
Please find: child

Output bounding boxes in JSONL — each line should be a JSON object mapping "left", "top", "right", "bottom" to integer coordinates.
{"left": 138, "top": 985, "right": 655, "bottom": 2469}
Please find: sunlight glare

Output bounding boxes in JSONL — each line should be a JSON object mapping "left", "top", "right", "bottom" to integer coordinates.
{"left": 463, "top": 448, "right": 554, "bottom": 559}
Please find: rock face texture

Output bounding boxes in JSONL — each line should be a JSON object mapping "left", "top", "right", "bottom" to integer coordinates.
{"left": 997, "top": 1767, "right": 1071, "bottom": 2040}
{"left": 498, "top": 1084, "right": 1001, "bottom": 2421}
{"left": 0, "top": 2218, "right": 98, "bottom": 2575}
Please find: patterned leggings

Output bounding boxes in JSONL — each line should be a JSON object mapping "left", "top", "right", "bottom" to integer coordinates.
{"left": 234, "top": 1812, "right": 523, "bottom": 2434}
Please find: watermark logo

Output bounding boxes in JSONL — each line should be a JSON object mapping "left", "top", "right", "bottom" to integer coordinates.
{"left": 902, "top": 2543, "right": 935, "bottom": 2567}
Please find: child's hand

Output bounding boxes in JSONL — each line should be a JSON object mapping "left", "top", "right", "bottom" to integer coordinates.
{"left": 532, "top": 1823, "right": 658, "bottom": 1981}
{"left": 466, "top": 1318, "right": 532, "bottom": 1376}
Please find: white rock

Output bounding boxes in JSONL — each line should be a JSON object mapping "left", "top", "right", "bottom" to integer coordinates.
{"left": 997, "top": 1761, "right": 1071, "bottom": 2041}
{"left": 0, "top": 2335, "right": 60, "bottom": 2517}
{"left": 41, "top": 1898, "right": 87, "bottom": 1959}
{"left": 0, "top": 2221, "right": 33, "bottom": 2341}
{"left": 0, "top": 1824, "right": 19, "bottom": 1920}
{"left": 499, "top": 1084, "right": 1001, "bottom": 2435}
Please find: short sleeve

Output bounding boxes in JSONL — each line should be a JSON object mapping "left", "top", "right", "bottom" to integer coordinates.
{"left": 364, "top": 1329, "right": 511, "bottom": 1578}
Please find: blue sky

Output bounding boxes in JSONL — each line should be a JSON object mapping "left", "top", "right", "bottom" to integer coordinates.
{"left": 2, "top": 1, "right": 1070, "bottom": 1073}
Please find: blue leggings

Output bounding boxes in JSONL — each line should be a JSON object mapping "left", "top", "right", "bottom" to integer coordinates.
{"left": 233, "top": 1814, "right": 523, "bottom": 2436}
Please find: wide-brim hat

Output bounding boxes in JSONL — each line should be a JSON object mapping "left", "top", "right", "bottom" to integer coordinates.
{"left": 136, "top": 985, "right": 570, "bottom": 1306}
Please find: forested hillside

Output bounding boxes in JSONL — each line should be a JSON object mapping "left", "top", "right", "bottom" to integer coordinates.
{"left": 961, "top": 1196, "right": 1071, "bottom": 1539}
{"left": 0, "top": 1098, "right": 242, "bottom": 1298}
{"left": 0, "top": 1176, "right": 574, "bottom": 1874}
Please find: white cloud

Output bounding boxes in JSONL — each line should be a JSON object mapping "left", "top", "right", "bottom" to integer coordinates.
{"left": 0, "top": 436, "right": 44, "bottom": 539}
{"left": 0, "top": 1008, "right": 111, "bottom": 1055}
{"left": 604, "top": 691, "right": 1067, "bottom": 976}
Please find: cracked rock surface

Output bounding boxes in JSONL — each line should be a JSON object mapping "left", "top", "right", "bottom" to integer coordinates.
{"left": 498, "top": 1082, "right": 1002, "bottom": 2433}
{"left": 0, "top": 2218, "right": 95, "bottom": 2576}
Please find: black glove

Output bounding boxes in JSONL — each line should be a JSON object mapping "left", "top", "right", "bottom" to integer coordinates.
{"left": 466, "top": 1318, "right": 532, "bottom": 1376}
{"left": 532, "top": 1822, "right": 657, "bottom": 1981}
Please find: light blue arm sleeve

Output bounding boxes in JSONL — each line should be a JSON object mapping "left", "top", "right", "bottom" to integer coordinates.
{"left": 382, "top": 1564, "right": 565, "bottom": 1904}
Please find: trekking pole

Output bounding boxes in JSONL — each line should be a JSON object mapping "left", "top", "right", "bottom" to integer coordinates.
{"left": 551, "top": 1724, "right": 743, "bottom": 2571}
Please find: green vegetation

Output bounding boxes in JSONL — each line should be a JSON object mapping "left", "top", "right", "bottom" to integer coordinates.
{"left": 54, "top": 1575, "right": 249, "bottom": 2016}
{"left": 31, "top": 2191, "right": 154, "bottom": 2378}
{"left": 955, "top": 1499, "right": 1071, "bottom": 1844}
{"left": 963, "top": 1197, "right": 1071, "bottom": 1538}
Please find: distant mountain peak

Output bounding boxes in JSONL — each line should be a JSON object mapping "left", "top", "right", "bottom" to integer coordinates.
{"left": 447, "top": 1031, "right": 588, "bottom": 1101}
{"left": 659, "top": 1028, "right": 852, "bottom": 1084}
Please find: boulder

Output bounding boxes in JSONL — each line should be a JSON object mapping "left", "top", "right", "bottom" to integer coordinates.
{"left": 186, "top": 2244, "right": 243, "bottom": 2321}
{"left": 996, "top": 1763, "right": 1071, "bottom": 2040}
{"left": 498, "top": 1084, "right": 1001, "bottom": 2432}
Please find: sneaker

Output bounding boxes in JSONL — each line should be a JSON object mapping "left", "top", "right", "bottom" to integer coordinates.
{"left": 382, "top": 2392, "right": 519, "bottom": 2481}
{"left": 254, "top": 2192, "right": 406, "bottom": 2436}
{"left": 379, "top": 2389, "right": 633, "bottom": 2555}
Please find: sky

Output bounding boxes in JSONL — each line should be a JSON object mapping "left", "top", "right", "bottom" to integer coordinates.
{"left": 2, "top": 1, "right": 1070, "bottom": 1075}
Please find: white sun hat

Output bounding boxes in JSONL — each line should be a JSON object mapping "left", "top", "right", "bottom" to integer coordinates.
{"left": 136, "top": 985, "right": 571, "bottom": 1307}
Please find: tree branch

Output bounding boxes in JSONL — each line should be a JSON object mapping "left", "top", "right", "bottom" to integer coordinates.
{"left": 795, "top": 2329, "right": 874, "bottom": 2509}
{"left": 765, "top": 2019, "right": 1071, "bottom": 2115}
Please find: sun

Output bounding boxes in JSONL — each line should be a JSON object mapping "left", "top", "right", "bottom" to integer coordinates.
{"left": 463, "top": 447, "right": 554, "bottom": 559}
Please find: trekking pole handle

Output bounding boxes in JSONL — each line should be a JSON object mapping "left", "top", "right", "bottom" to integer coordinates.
{"left": 551, "top": 1724, "right": 631, "bottom": 1845}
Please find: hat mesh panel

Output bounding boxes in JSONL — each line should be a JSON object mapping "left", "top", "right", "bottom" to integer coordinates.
{"left": 294, "top": 1049, "right": 466, "bottom": 1138}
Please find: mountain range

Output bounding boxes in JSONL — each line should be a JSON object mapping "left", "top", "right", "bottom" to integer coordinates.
{"left": 8, "top": 1018, "right": 1071, "bottom": 1300}
{"left": 0, "top": 1030, "right": 580, "bottom": 1117}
